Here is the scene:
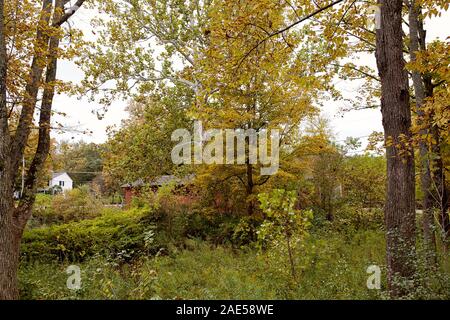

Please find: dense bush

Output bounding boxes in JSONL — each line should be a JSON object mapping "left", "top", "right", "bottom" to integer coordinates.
{"left": 24, "top": 194, "right": 264, "bottom": 265}
{"left": 130, "top": 185, "right": 261, "bottom": 248}
{"left": 341, "top": 156, "right": 386, "bottom": 208}
{"left": 333, "top": 205, "right": 384, "bottom": 232}
{"left": 19, "top": 230, "right": 446, "bottom": 300}
{"left": 151, "top": 205, "right": 260, "bottom": 248}
{"left": 31, "top": 186, "right": 103, "bottom": 225}
{"left": 19, "top": 229, "right": 450, "bottom": 300}
{"left": 31, "top": 194, "right": 54, "bottom": 225}
{"left": 19, "top": 196, "right": 450, "bottom": 300}
{"left": 22, "top": 207, "right": 160, "bottom": 262}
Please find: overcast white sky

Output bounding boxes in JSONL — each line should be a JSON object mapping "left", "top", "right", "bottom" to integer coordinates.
{"left": 51, "top": 8, "right": 450, "bottom": 150}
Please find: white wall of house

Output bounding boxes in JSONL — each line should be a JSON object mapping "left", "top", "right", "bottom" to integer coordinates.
{"left": 49, "top": 172, "right": 73, "bottom": 191}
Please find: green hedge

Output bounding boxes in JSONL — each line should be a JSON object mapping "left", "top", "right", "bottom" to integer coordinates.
{"left": 22, "top": 202, "right": 264, "bottom": 263}
{"left": 21, "top": 207, "right": 159, "bottom": 262}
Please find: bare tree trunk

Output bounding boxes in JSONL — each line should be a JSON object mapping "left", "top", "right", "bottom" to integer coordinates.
{"left": 0, "top": 0, "right": 6, "bottom": 142}
{"left": 407, "top": 0, "right": 436, "bottom": 263}
{"left": 376, "top": 0, "right": 416, "bottom": 297}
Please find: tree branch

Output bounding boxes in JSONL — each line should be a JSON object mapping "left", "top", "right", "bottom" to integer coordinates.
{"left": 237, "top": 0, "right": 346, "bottom": 68}
{"left": 10, "top": 0, "right": 53, "bottom": 178}
{"left": 52, "top": 0, "right": 86, "bottom": 27}
{"left": 18, "top": 0, "right": 64, "bottom": 214}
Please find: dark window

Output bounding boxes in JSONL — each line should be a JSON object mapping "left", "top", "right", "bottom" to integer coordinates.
{"left": 59, "top": 181, "right": 64, "bottom": 187}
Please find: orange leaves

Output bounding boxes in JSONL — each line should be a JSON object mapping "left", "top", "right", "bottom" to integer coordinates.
{"left": 407, "top": 40, "right": 450, "bottom": 80}
{"left": 407, "top": 39, "right": 449, "bottom": 153}
{"left": 417, "top": 0, "right": 450, "bottom": 18}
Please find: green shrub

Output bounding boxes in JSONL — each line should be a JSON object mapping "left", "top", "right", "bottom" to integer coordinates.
{"left": 169, "top": 211, "right": 261, "bottom": 247}
{"left": 50, "top": 186, "right": 103, "bottom": 222}
{"left": 134, "top": 188, "right": 261, "bottom": 247}
{"left": 18, "top": 231, "right": 386, "bottom": 300}
{"left": 31, "top": 186, "right": 104, "bottom": 225}
{"left": 19, "top": 229, "right": 450, "bottom": 300}
{"left": 230, "top": 216, "right": 260, "bottom": 248}
{"left": 333, "top": 204, "right": 384, "bottom": 232}
{"left": 30, "top": 194, "right": 54, "bottom": 226}
{"left": 26, "top": 188, "right": 256, "bottom": 265}
{"left": 125, "top": 182, "right": 263, "bottom": 248}
{"left": 21, "top": 207, "right": 161, "bottom": 262}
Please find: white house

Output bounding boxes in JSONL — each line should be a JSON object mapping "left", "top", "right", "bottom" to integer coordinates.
{"left": 49, "top": 172, "right": 73, "bottom": 192}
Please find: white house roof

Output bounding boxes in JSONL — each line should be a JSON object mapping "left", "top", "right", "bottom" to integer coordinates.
{"left": 51, "top": 172, "right": 73, "bottom": 181}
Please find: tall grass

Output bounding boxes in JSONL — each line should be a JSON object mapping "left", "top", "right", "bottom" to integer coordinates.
{"left": 19, "top": 230, "right": 397, "bottom": 300}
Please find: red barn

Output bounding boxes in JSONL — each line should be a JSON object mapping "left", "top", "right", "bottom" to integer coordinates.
{"left": 121, "top": 175, "right": 195, "bottom": 207}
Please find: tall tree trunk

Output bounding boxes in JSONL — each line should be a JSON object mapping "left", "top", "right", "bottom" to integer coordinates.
{"left": 415, "top": 7, "right": 449, "bottom": 251}
{"left": 430, "top": 129, "right": 450, "bottom": 250}
{"left": 19, "top": 3, "right": 62, "bottom": 212}
{"left": 10, "top": 0, "right": 53, "bottom": 176}
{"left": 0, "top": 0, "right": 6, "bottom": 141}
{"left": 0, "top": 0, "right": 53, "bottom": 300}
{"left": 376, "top": 0, "right": 417, "bottom": 297}
{"left": 0, "top": 211, "right": 25, "bottom": 300}
{"left": 0, "top": 0, "right": 8, "bottom": 162}
{"left": 408, "top": 0, "right": 436, "bottom": 263}
{"left": 0, "top": 0, "right": 84, "bottom": 300}
{"left": 424, "top": 83, "right": 450, "bottom": 251}
{"left": 0, "top": 0, "right": 21, "bottom": 301}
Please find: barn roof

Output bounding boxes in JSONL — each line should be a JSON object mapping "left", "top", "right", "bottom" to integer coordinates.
{"left": 120, "top": 178, "right": 145, "bottom": 188}
{"left": 121, "top": 174, "right": 194, "bottom": 188}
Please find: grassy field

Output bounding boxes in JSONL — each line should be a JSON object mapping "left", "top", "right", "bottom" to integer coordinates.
{"left": 18, "top": 228, "right": 450, "bottom": 300}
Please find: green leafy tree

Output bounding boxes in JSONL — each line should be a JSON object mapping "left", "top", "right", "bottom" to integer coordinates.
{"left": 341, "top": 155, "right": 386, "bottom": 208}
{"left": 258, "top": 189, "right": 313, "bottom": 281}
{"left": 102, "top": 84, "right": 193, "bottom": 190}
